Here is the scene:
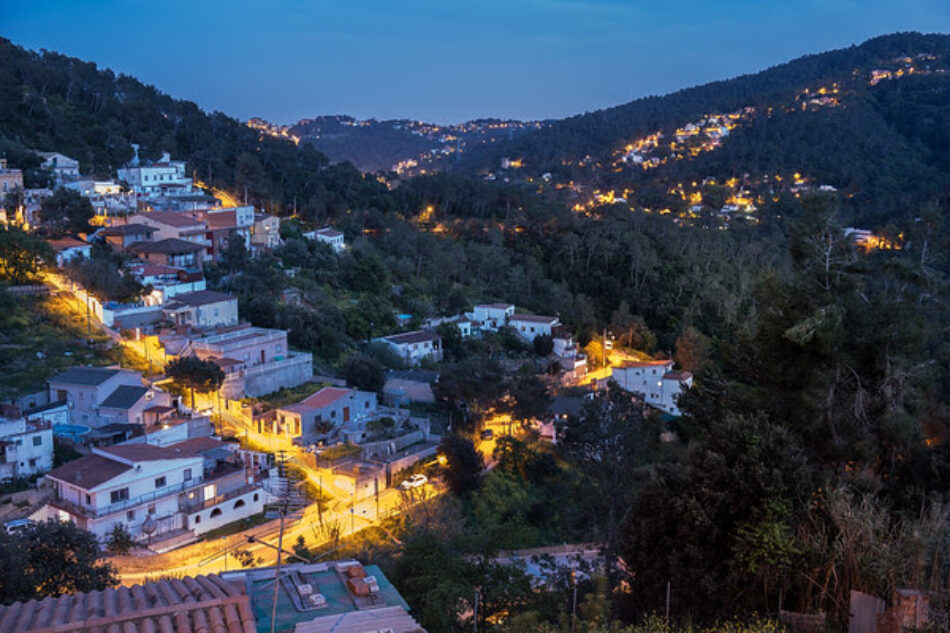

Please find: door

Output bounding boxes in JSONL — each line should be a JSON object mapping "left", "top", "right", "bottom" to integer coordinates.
{"left": 343, "top": 407, "right": 350, "bottom": 423}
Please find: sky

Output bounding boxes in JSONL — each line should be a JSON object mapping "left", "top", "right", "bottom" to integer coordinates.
{"left": 6, "top": 1, "right": 950, "bottom": 124}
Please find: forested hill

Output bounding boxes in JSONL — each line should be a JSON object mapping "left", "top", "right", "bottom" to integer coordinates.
{"left": 456, "top": 32, "right": 950, "bottom": 224}
{"left": 0, "top": 38, "right": 391, "bottom": 216}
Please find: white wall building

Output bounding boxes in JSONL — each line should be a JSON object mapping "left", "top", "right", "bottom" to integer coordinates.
{"left": 42, "top": 437, "right": 265, "bottom": 543}
{"left": 470, "top": 303, "right": 515, "bottom": 331}
{"left": 509, "top": 314, "right": 560, "bottom": 342}
{"left": 161, "top": 290, "right": 239, "bottom": 329}
{"left": 118, "top": 152, "right": 193, "bottom": 196}
{"left": 611, "top": 360, "right": 693, "bottom": 415}
{"left": 377, "top": 330, "right": 443, "bottom": 366}
{"left": 304, "top": 227, "right": 345, "bottom": 252}
{"left": 0, "top": 411, "right": 53, "bottom": 481}
{"left": 37, "top": 152, "right": 80, "bottom": 183}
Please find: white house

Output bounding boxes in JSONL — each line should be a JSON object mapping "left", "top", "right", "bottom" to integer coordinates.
{"left": 118, "top": 151, "right": 192, "bottom": 196}
{"left": 252, "top": 214, "right": 281, "bottom": 249}
{"left": 509, "top": 314, "right": 560, "bottom": 342}
{"left": 470, "top": 303, "right": 515, "bottom": 331}
{"left": 46, "top": 237, "right": 91, "bottom": 267}
{"left": 611, "top": 360, "right": 693, "bottom": 415}
{"left": 378, "top": 330, "right": 443, "bottom": 366}
{"left": 161, "top": 290, "right": 239, "bottom": 329}
{"left": 275, "top": 387, "right": 378, "bottom": 441}
{"left": 37, "top": 152, "right": 80, "bottom": 183}
{"left": 304, "top": 227, "right": 345, "bottom": 252}
{"left": 0, "top": 407, "right": 53, "bottom": 481}
{"left": 42, "top": 437, "right": 266, "bottom": 543}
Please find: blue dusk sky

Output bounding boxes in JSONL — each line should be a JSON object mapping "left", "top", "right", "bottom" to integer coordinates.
{"left": 5, "top": 1, "right": 950, "bottom": 124}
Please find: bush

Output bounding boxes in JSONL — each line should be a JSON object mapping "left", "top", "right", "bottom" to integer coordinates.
{"left": 106, "top": 523, "right": 135, "bottom": 554}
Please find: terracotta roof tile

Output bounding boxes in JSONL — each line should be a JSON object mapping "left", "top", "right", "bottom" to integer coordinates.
{"left": 0, "top": 574, "right": 255, "bottom": 633}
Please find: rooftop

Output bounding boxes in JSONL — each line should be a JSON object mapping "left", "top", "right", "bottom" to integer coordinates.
{"left": 0, "top": 574, "right": 255, "bottom": 633}
{"left": 46, "top": 237, "right": 88, "bottom": 251}
{"left": 129, "top": 238, "right": 205, "bottom": 255}
{"left": 315, "top": 227, "right": 343, "bottom": 238}
{"left": 139, "top": 211, "right": 204, "bottom": 228}
{"left": 48, "top": 366, "right": 126, "bottom": 386}
{"left": 45, "top": 453, "right": 132, "bottom": 489}
{"left": 165, "top": 289, "right": 235, "bottom": 308}
{"left": 98, "top": 385, "right": 150, "bottom": 410}
{"left": 510, "top": 314, "right": 559, "bottom": 324}
{"left": 383, "top": 330, "right": 441, "bottom": 345}
{"left": 387, "top": 369, "right": 439, "bottom": 384}
{"left": 101, "top": 223, "right": 157, "bottom": 236}
{"left": 616, "top": 359, "right": 674, "bottom": 369}
{"left": 298, "top": 387, "right": 353, "bottom": 410}
{"left": 475, "top": 302, "right": 514, "bottom": 310}
{"left": 222, "top": 561, "right": 421, "bottom": 633}
{"left": 663, "top": 370, "right": 693, "bottom": 382}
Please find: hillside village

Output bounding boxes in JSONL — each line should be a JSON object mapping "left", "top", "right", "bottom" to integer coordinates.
{"left": 0, "top": 146, "right": 698, "bottom": 554}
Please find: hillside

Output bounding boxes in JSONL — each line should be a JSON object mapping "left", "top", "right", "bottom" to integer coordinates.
{"left": 249, "top": 115, "right": 543, "bottom": 174}
{"left": 0, "top": 38, "right": 391, "bottom": 217}
{"left": 456, "top": 32, "right": 950, "bottom": 225}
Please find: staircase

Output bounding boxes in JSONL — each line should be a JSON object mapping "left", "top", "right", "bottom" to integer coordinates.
{"left": 263, "top": 452, "right": 310, "bottom": 520}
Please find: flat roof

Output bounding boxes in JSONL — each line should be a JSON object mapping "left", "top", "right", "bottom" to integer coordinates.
{"left": 224, "top": 561, "right": 418, "bottom": 633}
{"left": 510, "top": 314, "right": 558, "bottom": 324}
{"left": 383, "top": 330, "right": 440, "bottom": 345}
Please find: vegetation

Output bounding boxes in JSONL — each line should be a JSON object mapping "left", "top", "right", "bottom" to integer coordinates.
{"left": 0, "top": 519, "right": 117, "bottom": 604}
{"left": 164, "top": 356, "right": 225, "bottom": 409}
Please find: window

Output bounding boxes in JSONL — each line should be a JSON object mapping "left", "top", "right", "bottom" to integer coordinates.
{"left": 111, "top": 488, "right": 130, "bottom": 504}
{"left": 32, "top": 436, "right": 42, "bottom": 447}
{"left": 364, "top": 401, "right": 369, "bottom": 408}
{"left": 331, "top": 410, "right": 336, "bottom": 418}
{"left": 253, "top": 493, "right": 259, "bottom": 502}
{"left": 148, "top": 505, "right": 155, "bottom": 515}
{"left": 184, "top": 468, "right": 192, "bottom": 481}
{"left": 154, "top": 476, "right": 166, "bottom": 489}
{"left": 126, "top": 510, "right": 135, "bottom": 521}
{"left": 233, "top": 499, "right": 245, "bottom": 510}
{"left": 85, "top": 494, "right": 91, "bottom": 504}
{"left": 276, "top": 344, "right": 282, "bottom": 353}
{"left": 194, "top": 515, "right": 201, "bottom": 524}
{"left": 210, "top": 508, "right": 222, "bottom": 518}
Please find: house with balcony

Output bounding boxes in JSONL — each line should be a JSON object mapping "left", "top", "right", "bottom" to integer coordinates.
{"left": 611, "top": 360, "right": 693, "bottom": 415}
{"left": 552, "top": 326, "right": 587, "bottom": 381}
{"left": 0, "top": 406, "right": 53, "bottom": 481}
{"left": 275, "top": 387, "right": 378, "bottom": 442}
{"left": 127, "top": 238, "right": 206, "bottom": 270}
{"left": 41, "top": 436, "right": 266, "bottom": 544}
{"left": 118, "top": 151, "right": 193, "bottom": 196}
{"left": 0, "top": 159, "right": 23, "bottom": 195}
{"left": 509, "top": 314, "right": 560, "bottom": 342}
{"left": 377, "top": 330, "right": 442, "bottom": 366}
{"left": 181, "top": 325, "right": 313, "bottom": 397}
{"left": 161, "top": 290, "right": 239, "bottom": 329}
{"left": 101, "top": 223, "right": 157, "bottom": 251}
{"left": 46, "top": 237, "right": 91, "bottom": 267}
{"left": 469, "top": 303, "right": 515, "bottom": 332}
{"left": 129, "top": 263, "right": 206, "bottom": 304}
{"left": 198, "top": 206, "right": 254, "bottom": 261}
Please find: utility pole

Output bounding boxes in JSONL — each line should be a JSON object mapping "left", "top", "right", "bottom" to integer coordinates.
{"left": 571, "top": 562, "right": 578, "bottom": 633}
{"left": 473, "top": 587, "right": 480, "bottom": 633}
{"left": 665, "top": 580, "right": 671, "bottom": 622}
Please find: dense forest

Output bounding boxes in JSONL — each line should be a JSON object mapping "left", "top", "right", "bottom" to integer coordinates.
{"left": 2, "top": 32, "right": 950, "bottom": 632}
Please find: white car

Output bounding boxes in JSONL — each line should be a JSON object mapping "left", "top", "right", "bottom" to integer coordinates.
{"left": 400, "top": 474, "right": 428, "bottom": 490}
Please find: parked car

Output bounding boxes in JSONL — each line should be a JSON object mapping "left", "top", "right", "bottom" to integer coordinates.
{"left": 400, "top": 474, "right": 428, "bottom": 490}
{"left": 480, "top": 429, "right": 494, "bottom": 440}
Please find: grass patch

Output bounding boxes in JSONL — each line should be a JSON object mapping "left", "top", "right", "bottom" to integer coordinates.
{"left": 317, "top": 443, "right": 360, "bottom": 462}
{"left": 0, "top": 293, "right": 115, "bottom": 398}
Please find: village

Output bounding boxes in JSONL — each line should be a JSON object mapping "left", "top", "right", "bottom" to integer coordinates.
{"left": 0, "top": 146, "right": 701, "bottom": 574}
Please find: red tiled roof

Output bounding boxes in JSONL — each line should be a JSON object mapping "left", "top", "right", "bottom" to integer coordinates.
{"left": 299, "top": 386, "right": 352, "bottom": 410}
{"left": 616, "top": 359, "right": 674, "bottom": 369}
{"left": 139, "top": 211, "right": 204, "bottom": 228}
{"left": 45, "top": 453, "right": 131, "bottom": 489}
{"left": 0, "top": 574, "right": 255, "bottom": 633}
{"left": 128, "top": 238, "right": 205, "bottom": 254}
{"left": 97, "top": 443, "right": 197, "bottom": 462}
{"left": 46, "top": 237, "right": 88, "bottom": 251}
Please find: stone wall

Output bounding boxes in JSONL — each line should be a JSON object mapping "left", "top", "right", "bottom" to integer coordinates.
{"left": 244, "top": 354, "right": 313, "bottom": 397}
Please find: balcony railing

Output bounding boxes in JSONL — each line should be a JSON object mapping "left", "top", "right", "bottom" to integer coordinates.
{"left": 179, "top": 482, "right": 261, "bottom": 513}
